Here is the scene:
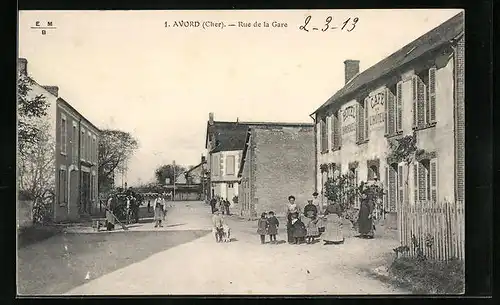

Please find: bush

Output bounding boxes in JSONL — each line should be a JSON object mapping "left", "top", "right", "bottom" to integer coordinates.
{"left": 389, "top": 257, "right": 465, "bottom": 294}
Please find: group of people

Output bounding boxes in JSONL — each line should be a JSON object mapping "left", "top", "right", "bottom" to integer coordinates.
{"left": 104, "top": 187, "right": 141, "bottom": 231}
{"left": 209, "top": 196, "right": 231, "bottom": 215}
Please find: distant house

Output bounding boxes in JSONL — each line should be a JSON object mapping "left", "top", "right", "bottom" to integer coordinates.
{"left": 237, "top": 124, "right": 315, "bottom": 217}
{"left": 310, "top": 12, "right": 465, "bottom": 224}
{"left": 17, "top": 58, "right": 100, "bottom": 223}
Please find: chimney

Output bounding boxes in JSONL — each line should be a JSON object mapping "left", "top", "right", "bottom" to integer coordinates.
{"left": 42, "top": 86, "right": 59, "bottom": 97}
{"left": 18, "top": 58, "right": 28, "bottom": 76}
{"left": 209, "top": 112, "right": 214, "bottom": 125}
{"left": 344, "top": 60, "right": 360, "bottom": 84}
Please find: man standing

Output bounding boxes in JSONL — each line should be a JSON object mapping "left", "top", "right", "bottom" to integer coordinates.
{"left": 210, "top": 196, "right": 217, "bottom": 214}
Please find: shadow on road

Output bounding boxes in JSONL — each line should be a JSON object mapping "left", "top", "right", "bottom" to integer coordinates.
{"left": 17, "top": 229, "right": 210, "bottom": 295}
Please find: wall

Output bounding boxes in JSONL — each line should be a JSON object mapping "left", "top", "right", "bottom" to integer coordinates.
{"left": 316, "top": 47, "right": 457, "bottom": 206}
{"left": 239, "top": 135, "right": 255, "bottom": 217}
{"left": 254, "top": 126, "right": 315, "bottom": 217}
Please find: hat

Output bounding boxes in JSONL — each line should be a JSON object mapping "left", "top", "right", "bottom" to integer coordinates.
{"left": 288, "top": 195, "right": 296, "bottom": 200}
{"left": 312, "top": 192, "right": 319, "bottom": 196}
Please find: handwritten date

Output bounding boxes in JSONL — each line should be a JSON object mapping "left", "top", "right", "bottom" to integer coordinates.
{"left": 299, "top": 15, "right": 359, "bottom": 32}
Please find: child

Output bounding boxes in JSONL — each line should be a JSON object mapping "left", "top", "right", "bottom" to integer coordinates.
{"left": 291, "top": 213, "right": 307, "bottom": 244}
{"left": 267, "top": 211, "right": 279, "bottom": 244}
{"left": 257, "top": 212, "right": 268, "bottom": 244}
{"left": 306, "top": 215, "right": 320, "bottom": 244}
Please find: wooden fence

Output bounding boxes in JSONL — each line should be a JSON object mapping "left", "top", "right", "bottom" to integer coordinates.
{"left": 399, "top": 200, "right": 465, "bottom": 261}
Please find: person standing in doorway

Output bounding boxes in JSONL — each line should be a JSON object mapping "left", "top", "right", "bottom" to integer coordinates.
{"left": 224, "top": 198, "right": 230, "bottom": 216}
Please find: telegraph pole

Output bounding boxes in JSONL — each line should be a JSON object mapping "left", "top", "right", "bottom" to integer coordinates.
{"left": 173, "top": 160, "right": 176, "bottom": 202}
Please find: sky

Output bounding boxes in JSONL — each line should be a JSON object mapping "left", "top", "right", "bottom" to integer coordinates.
{"left": 18, "top": 9, "right": 462, "bottom": 185}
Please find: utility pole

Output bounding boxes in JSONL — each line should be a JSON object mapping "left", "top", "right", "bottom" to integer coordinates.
{"left": 173, "top": 160, "right": 176, "bottom": 202}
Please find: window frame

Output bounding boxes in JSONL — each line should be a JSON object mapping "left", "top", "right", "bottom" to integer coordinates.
{"left": 60, "top": 115, "right": 67, "bottom": 155}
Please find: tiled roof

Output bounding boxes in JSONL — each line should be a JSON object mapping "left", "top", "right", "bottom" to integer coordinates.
{"left": 206, "top": 121, "right": 314, "bottom": 153}
{"left": 312, "top": 11, "right": 464, "bottom": 115}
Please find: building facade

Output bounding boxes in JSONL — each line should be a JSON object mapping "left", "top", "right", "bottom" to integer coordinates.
{"left": 18, "top": 58, "right": 100, "bottom": 223}
{"left": 311, "top": 13, "right": 464, "bottom": 221}
{"left": 238, "top": 124, "right": 315, "bottom": 218}
{"left": 205, "top": 113, "right": 247, "bottom": 204}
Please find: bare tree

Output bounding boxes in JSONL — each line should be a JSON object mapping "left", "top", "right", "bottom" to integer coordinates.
{"left": 18, "top": 119, "right": 56, "bottom": 200}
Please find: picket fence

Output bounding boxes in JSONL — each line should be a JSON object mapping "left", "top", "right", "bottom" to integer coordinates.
{"left": 398, "top": 200, "right": 465, "bottom": 261}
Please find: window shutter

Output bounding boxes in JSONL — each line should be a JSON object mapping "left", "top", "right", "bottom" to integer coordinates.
{"left": 430, "top": 158, "right": 438, "bottom": 203}
{"left": 334, "top": 112, "right": 341, "bottom": 148}
{"left": 357, "top": 103, "right": 364, "bottom": 142}
{"left": 417, "top": 77, "right": 426, "bottom": 128}
{"left": 330, "top": 114, "right": 335, "bottom": 150}
{"left": 397, "top": 164, "right": 404, "bottom": 209}
{"left": 418, "top": 162, "right": 427, "bottom": 201}
{"left": 428, "top": 67, "right": 437, "bottom": 123}
{"left": 396, "top": 82, "right": 403, "bottom": 132}
{"left": 388, "top": 165, "right": 397, "bottom": 212}
{"left": 384, "top": 91, "right": 389, "bottom": 134}
{"left": 386, "top": 89, "right": 395, "bottom": 135}
{"left": 413, "top": 163, "right": 418, "bottom": 202}
{"left": 219, "top": 155, "right": 224, "bottom": 176}
{"left": 364, "top": 98, "right": 369, "bottom": 139}
{"left": 412, "top": 76, "right": 418, "bottom": 128}
{"left": 384, "top": 166, "right": 389, "bottom": 211}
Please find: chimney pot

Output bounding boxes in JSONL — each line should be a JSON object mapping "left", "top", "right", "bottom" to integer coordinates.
{"left": 344, "top": 60, "right": 360, "bottom": 84}
{"left": 209, "top": 112, "right": 214, "bottom": 125}
{"left": 18, "top": 58, "right": 28, "bottom": 76}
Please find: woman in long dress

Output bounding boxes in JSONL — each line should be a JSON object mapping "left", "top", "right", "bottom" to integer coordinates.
{"left": 105, "top": 195, "right": 116, "bottom": 231}
{"left": 154, "top": 196, "right": 164, "bottom": 228}
{"left": 358, "top": 194, "right": 375, "bottom": 238}
{"left": 286, "top": 195, "right": 299, "bottom": 243}
{"left": 322, "top": 201, "right": 344, "bottom": 245}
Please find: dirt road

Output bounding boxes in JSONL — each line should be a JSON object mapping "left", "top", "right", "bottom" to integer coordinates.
{"left": 65, "top": 201, "right": 406, "bottom": 295}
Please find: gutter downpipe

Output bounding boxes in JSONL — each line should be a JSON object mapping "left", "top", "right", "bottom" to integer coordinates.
{"left": 309, "top": 112, "right": 317, "bottom": 196}
{"left": 77, "top": 118, "right": 82, "bottom": 220}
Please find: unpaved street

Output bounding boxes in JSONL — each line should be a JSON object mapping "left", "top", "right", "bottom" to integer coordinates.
{"left": 63, "top": 201, "right": 406, "bottom": 295}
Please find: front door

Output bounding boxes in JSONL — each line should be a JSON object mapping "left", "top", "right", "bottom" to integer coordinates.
{"left": 81, "top": 172, "right": 90, "bottom": 214}
{"left": 226, "top": 183, "right": 235, "bottom": 203}
{"left": 69, "top": 170, "right": 79, "bottom": 217}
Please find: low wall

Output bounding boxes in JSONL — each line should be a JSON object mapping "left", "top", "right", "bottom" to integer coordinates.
{"left": 18, "top": 200, "right": 33, "bottom": 229}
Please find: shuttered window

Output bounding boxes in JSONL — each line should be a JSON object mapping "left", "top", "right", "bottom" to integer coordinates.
{"left": 331, "top": 111, "right": 341, "bottom": 149}
{"left": 61, "top": 116, "right": 67, "bottom": 154}
{"left": 430, "top": 159, "right": 438, "bottom": 202}
{"left": 81, "top": 129, "right": 85, "bottom": 160}
{"left": 320, "top": 117, "right": 328, "bottom": 152}
{"left": 364, "top": 98, "right": 369, "bottom": 139}
{"left": 397, "top": 164, "right": 404, "bottom": 209}
{"left": 212, "top": 155, "right": 219, "bottom": 176}
{"left": 226, "top": 155, "right": 235, "bottom": 175}
{"left": 413, "top": 163, "right": 418, "bottom": 202}
{"left": 418, "top": 161, "right": 427, "bottom": 201}
{"left": 385, "top": 88, "right": 396, "bottom": 135}
{"left": 59, "top": 168, "right": 67, "bottom": 205}
{"left": 388, "top": 164, "right": 397, "bottom": 212}
{"left": 396, "top": 82, "right": 403, "bottom": 132}
{"left": 428, "top": 67, "right": 437, "bottom": 123}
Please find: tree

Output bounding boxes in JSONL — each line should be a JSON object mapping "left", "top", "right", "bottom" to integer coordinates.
{"left": 18, "top": 120, "right": 56, "bottom": 201}
{"left": 17, "top": 73, "right": 50, "bottom": 156}
{"left": 154, "top": 164, "right": 186, "bottom": 185}
{"left": 387, "top": 132, "right": 421, "bottom": 205}
{"left": 98, "top": 129, "right": 139, "bottom": 192}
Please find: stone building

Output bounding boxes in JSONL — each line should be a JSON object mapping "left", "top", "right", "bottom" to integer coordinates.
{"left": 18, "top": 58, "right": 100, "bottom": 223}
{"left": 310, "top": 12, "right": 464, "bottom": 223}
{"left": 237, "top": 124, "right": 315, "bottom": 218}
